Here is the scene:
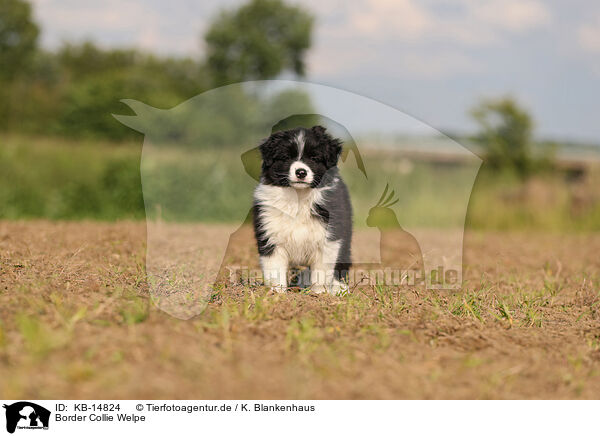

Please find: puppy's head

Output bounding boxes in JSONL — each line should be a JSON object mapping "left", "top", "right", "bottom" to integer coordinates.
{"left": 258, "top": 125, "right": 342, "bottom": 189}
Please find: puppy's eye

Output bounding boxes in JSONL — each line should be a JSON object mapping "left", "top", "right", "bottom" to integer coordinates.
{"left": 306, "top": 154, "right": 324, "bottom": 164}
{"left": 273, "top": 147, "right": 294, "bottom": 161}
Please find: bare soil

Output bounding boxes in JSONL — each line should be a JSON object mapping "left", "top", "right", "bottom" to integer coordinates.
{"left": 1, "top": 221, "right": 599, "bottom": 399}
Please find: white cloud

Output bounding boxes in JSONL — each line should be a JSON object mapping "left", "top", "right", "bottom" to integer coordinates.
{"left": 469, "top": 0, "right": 551, "bottom": 32}
{"left": 578, "top": 18, "right": 600, "bottom": 53}
{"left": 305, "top": 0, "right": 551, "bottom": 45}
{"left": 437, "top": 0, "right": 552, "bottom": 45}
{"left": 31, "top": 0, "right": 152, "bottom": 33}
{"left": 307, "top": 39, "right": 482, "bottom": 79}
{"left": 29, "top": 0, "right": 202, "bottom": 55}
{"left": 306, "top": 0, "right": 552, "bottom": 77}
{"left": 347, "top": 0, "right": 431, "bottom": 40}
{"left": 28, "top": 0, "right": 553, "bottom": 78}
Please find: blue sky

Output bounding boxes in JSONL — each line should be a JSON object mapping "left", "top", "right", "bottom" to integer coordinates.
{"left": 30, "top": 0, "right": 600, "bottom": 142}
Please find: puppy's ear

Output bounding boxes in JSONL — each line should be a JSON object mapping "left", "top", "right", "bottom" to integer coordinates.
{"left": 258, "top": 132, "right": 283, "bottom": 167}
{"left": 325, "top": 137, "right": 343, "bottom": 168}
{"left": 258, "top": 139, "right": 273, "bottom": 167}
{"left": 312, "top": 125, "right": 326, "bottom": 135}
{"left": 313, "top": 126, "right": 342, "bottom": 168}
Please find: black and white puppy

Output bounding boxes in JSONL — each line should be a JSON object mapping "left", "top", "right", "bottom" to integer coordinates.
{"left": 253, "top": 125, "right": 352, "bottom": 294}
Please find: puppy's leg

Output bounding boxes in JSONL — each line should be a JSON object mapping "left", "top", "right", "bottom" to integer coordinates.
{"left": 260, "top": 248, "right": 288, "bottom": 293}
{"left": 310, "top": 240, "right": 347, "bottom": 295}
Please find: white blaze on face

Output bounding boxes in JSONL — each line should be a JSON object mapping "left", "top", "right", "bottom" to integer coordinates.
{"left": 289, "top": 131, "right": 313, "bottom": 188}
{"left": 295, "top": 130, "right": 305, "bottom": 158}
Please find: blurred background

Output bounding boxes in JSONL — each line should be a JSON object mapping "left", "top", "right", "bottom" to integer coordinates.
{"left": 1, "top": 0, "right": 599, "bottom": 230}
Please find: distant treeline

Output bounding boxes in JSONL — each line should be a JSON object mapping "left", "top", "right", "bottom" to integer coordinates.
{"left": 0, "top": 0, "right": 314, "bottom": 142}
{"left": 0, "top": 43, "right": 212, "bottom": 140}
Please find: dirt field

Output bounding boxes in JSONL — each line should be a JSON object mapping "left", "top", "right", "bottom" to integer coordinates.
{"left": 1, "top": 220, "right": 600, "bottom": 399}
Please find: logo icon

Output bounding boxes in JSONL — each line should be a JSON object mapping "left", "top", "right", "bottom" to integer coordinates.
{"left": 3, "top": 402, "right": 50, "bottom": 434}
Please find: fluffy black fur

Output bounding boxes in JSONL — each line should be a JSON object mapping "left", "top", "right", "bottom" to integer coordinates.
{"left": 253, "top": 125, "right": 353, "bottom": 284}
{"left": 259, "top": 125, "right": 342, "bottom": 188}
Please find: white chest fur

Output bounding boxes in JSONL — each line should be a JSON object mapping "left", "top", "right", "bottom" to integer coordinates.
{"left": 254, "top": 184, "right": 329, "bottom": 265}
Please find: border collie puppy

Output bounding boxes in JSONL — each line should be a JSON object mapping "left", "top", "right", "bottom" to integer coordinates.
{"left": 253, "top": 125, "right": 352, "bottom": 294}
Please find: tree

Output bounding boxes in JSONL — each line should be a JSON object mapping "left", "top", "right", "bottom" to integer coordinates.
{"left": 204, "top": 0, "right": 314, "bottom": 86}
{"left": 471, "top": 97, "right": 535, "bottom": 177}
{"left": 0, "top": 0, "right": 39, "bottom": 80}
{"left": 56, "top": 42, "right": 139, "bottom": 80}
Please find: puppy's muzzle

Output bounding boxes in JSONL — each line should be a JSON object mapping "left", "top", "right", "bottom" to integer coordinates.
{"left": 295, "top": 168, "right": 307, "bottom": 179}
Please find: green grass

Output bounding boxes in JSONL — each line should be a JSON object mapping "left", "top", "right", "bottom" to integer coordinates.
{"left": 3, "top": 220, "right": 600, "bottom": 398}
{"left": 0, "top": 135, "right": 143, "bottom": 220}
{"left": 2, "top": 134, "right": 600, "bottom": 230}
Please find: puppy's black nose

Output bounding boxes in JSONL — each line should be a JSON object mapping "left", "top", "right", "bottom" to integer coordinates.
{"left": 295, "top": 168, "right": 307, "bottom": 179}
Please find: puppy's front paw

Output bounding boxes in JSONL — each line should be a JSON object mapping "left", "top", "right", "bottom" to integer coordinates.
{"left": 310, "top": 284, "right": 327, "bottom": 294}
{"left": 327, "top": 281, "right": 349, "bottom": 296}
